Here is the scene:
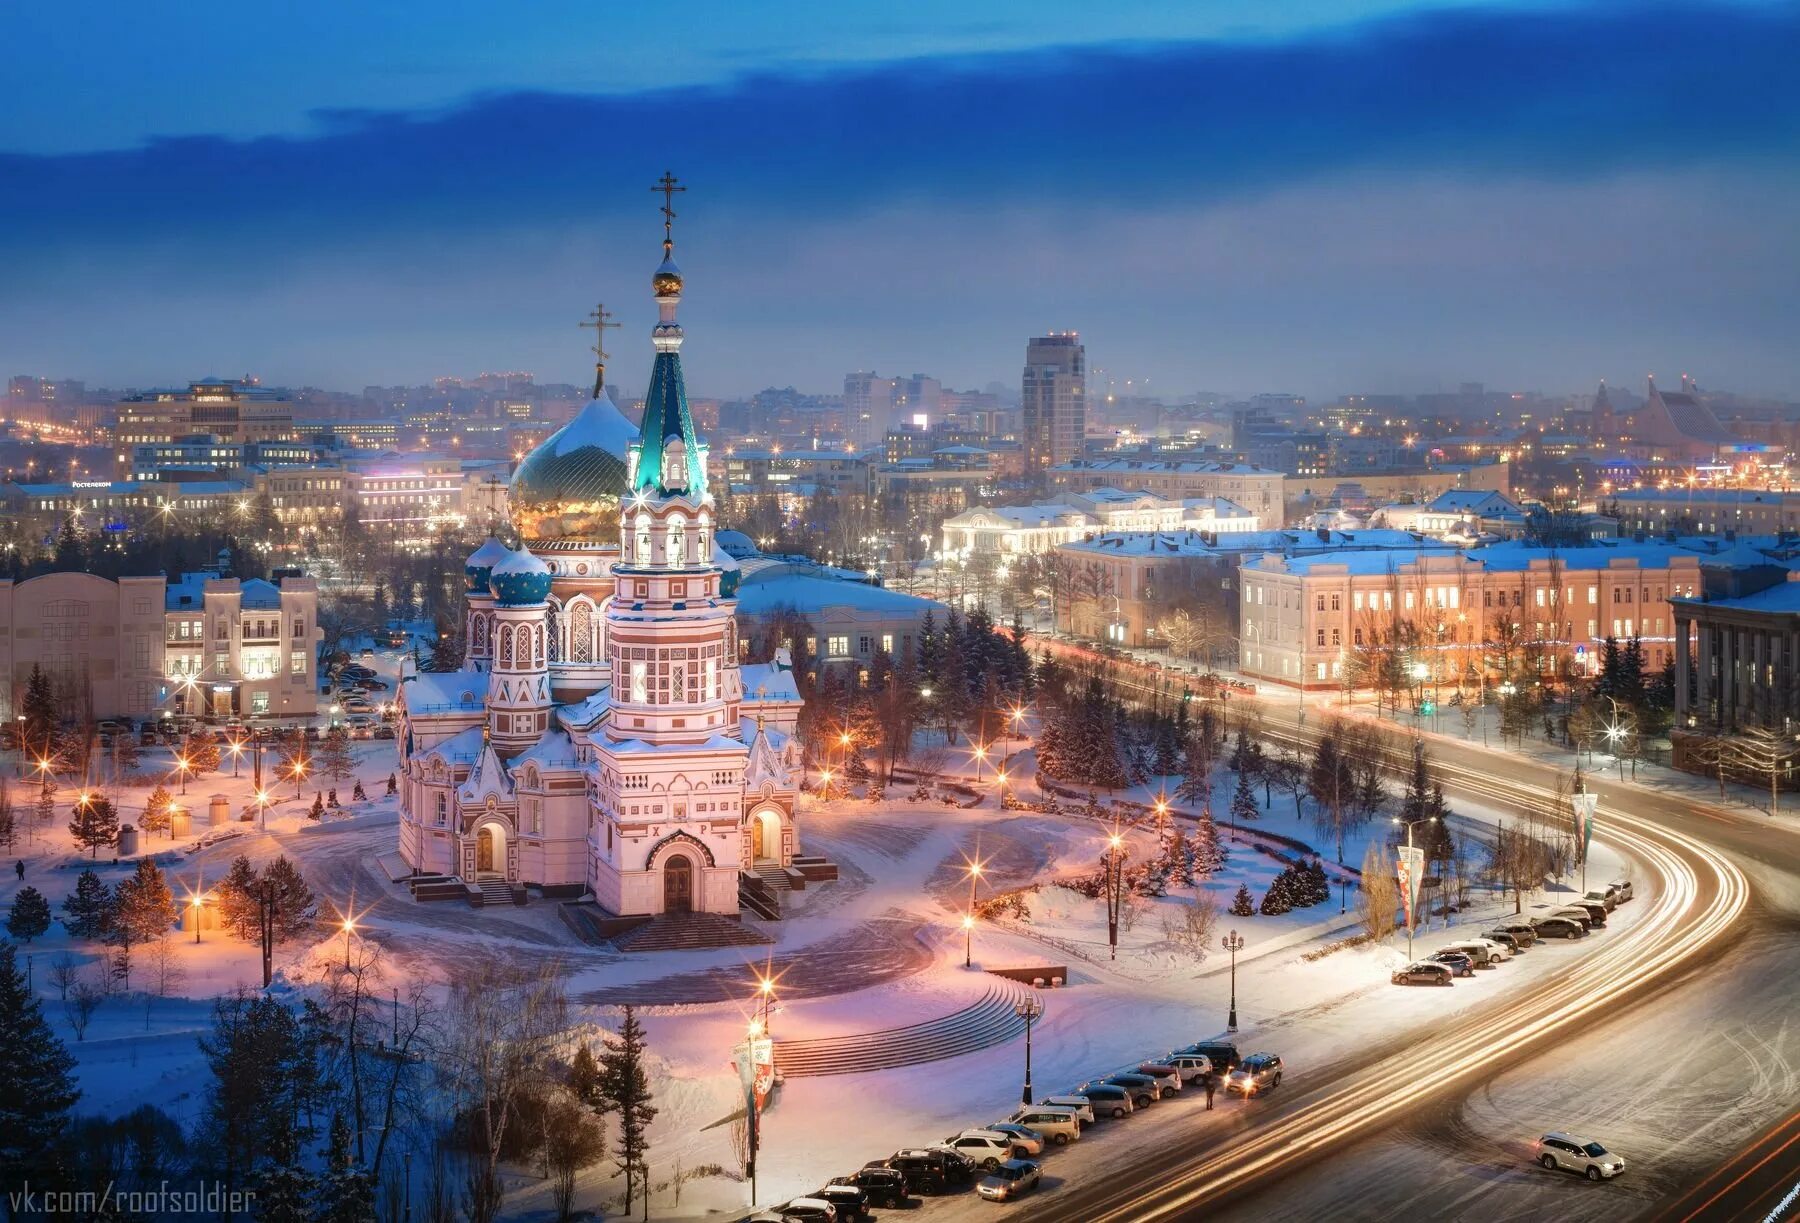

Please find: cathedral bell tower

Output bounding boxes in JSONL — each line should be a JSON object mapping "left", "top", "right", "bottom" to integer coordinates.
{"left": 485, "top": 548, "right": 553, "bottom": 756}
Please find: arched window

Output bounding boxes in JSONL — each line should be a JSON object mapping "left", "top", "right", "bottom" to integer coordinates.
{"left": 499, "top": 624, "right": 514, "bottom": 667}
{"left": 545, "top": 604, "right": 560, "bottom": 663}
{"left": 635, "top": 514, "right": 653, "bottom": 565}
{"left": 696, "top": 514, "right": 710, "bottom": 561}
{"left": 533, "top": 624, "right": 545, "bottom": 667}
{"left": 667, "top": 516, "right": 686, "bottom": 566}
{"left": 571, "top": 600, "right": 595, "bottom": 663}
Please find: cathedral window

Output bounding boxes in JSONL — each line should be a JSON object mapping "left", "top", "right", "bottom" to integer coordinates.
{"left": 667, "top": 516, "right": 686, "bottom": 565}
{"left": 631, "top": 661, "right": 647, "bottom": 703}
{"left": 635, "top": 514, "right": 653, "bottom": 565}
{"left": 545, "top": 606, "right": 560, "bottom": 663}
{"left": 571, "top": 601, "right": 594, "bottom": 663}
{"left": 499, "top": 625, "right": 514, "bottom": 666}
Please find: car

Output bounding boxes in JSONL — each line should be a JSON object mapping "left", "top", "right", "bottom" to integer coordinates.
{"left": 1530, "top": 916, "right": 1587, "bottom": 940}
{"left": 1583, "top": 888, "right": 1618, "bottom": 912}
{"left": 1136, "top": 1062, "right": 1184, "bottom": 1092}
{"left": 1570, "top": 901, "right": 1608, "bottom": 928}
{"left": 885, "top": 1149, "right": 964, "bottom": 1193}
{"left": 1490, "top": 920, "right": 1539, "bottom": 948}
{"left": 1484, "top": 929, "right": 1528, "bottom": 954}
{"left": 976, "top": 1159, "right": 1042, "bottom": 1203}
{"left": 1096, "top": 1073, "right": 1161, "bottom": 1107}
{"left": 1550, "top": 905, "right": 1601, "bottom": 930}
{"left": 810, "top": 1184, "right": 869, "bottom": 1218}
{"left": 775, "top": 1197, "right": 838, "bottom": 1222}
{"left": 981, "top": 1124, "right": 1045, "bottom": 1155}
{"left": 1165, "top": 1053, "right": 1214, "bottom": 1082}
{"left": 1441, "top": 940, "right": 1503, "bottom": 967}
{"left": 1610, "top": 880, "right": 1634, "bottom": 903}
{"left": 1225, "top": 1053, "right": 1282, "bottom": 1094}
{"left": 1008, "top": 1108, "right": 1080, "bottom": 1145}
{"left": 939, "top": 1131, "right": 1019, "bottom": 1171}
{"left": 1039, "top": 1095, "right": 1096, "bottom": 1124}
{"left": 1535, "top": 1132, "right": 1626, "bottom": 1180}
{"left": 374, "top": 726, "right": 396, "bottom": 740}
{"left": 829, "top": 1167, "right": 907, "bottom": 1208}
{"left": 1071, "top": 1084, "right": 1133, "bottom": 1119}
{"left": 734, "top": 1212, "right": 787, "bottom": 1223}
{"left": 1392, "top": 961, "right": 1454, "bottom": 986}
{"left": 1428, "top": 950, "right": 1476, "bottom": 978}
{"left": 1175, "top": 1041, "right": 1242, "bottom": 1074}
{"left": 96, "top": 720, "right": 128, "bottom": 735}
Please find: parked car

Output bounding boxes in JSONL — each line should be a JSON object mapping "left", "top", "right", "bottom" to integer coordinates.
{"left": 374, "top": 726, "right": 396, "bottom": 741}
{"left": 810, "top": 1183, "right": 868, "bottom": 1218}
{"left": 1530, "top": 916, "right": 1588, "bottom": 940}
{"left": 1484, "top": 929, "right": 1528, "bottom": 954}
{"left": 1392, "top": 961, "right": 1454, "bottom": 986}
{"left": 1136, "top": 1062, "right": 1184, "bottom": 1092}
{"left": 1039, "top": 1096, "right": 1096, "bottom": 1125}
{"left": 1008, "top": 1108, "right": 1080, "bottom": 1144}
{"left": 1550, "top": 905, "right": 1601, "bottom": 930}
{"left": 1224, "top": 1053, "right": 1283, "bottom": 1094}
{"left": 1490, "top": 920, "right": 1539, "bottom": 948}
{"left": 1175, "top": 1041, "right": 1242, "bottom": 1074}
{"left": 939, "top": 1131, "right": 1020, "bottom": 1171}
{"left": 774, "top": 1197, "right": 837, "bottom": 1222}
{"left": 1583, "top": 888, "right": 1618, "bottom": 912}
{"left": 1428, "top": 950, "right": 1476, "bottom": 978}
{"left": 1534, "top": 1133, "right": 1627, "bottom": 1180}
{"left": 1571, "top": 902, "right": 1609, "bottom": 928}
{"left": 1071, "top": 1084, "right": 1133, "bottom": 1119}
{"left": 1096, "top": 1073, "right": 1161, "bottom": 1107}
{"left": 1610, "top": 880, "right": 1634, "bottom": 903}
{"left": 981, "top": 1124, "right": 1045, "bottom": 1155}
{"left": 976, "top": 1159, "right": 1042, "bottom": 1203}
{"left": 885, "top": 1149, "right": 966, "bottom": 1193}
{"left": 1441, "top": 940, "right": 1502, "bottom": 968}
{"left": 829, "top": 1167, "right": 907, "bottom": 1208}
{"left": 1165, "top": 1053, "right": 1214, "bottom": 1083}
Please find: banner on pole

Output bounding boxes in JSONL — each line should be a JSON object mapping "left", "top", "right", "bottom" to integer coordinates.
{"left": 1571, "top": 792, "right": 1598, "bottom": 866}
{"left": 1396, "top": 845, "right": 1424, "bottom": 929}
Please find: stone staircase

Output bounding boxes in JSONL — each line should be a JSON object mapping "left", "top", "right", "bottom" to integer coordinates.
{"left": 772, "top": 983, "right": 1034, "bottom": 1078}
{"left": 755, "top": 864, "right": 798, "bottom": 893}
{"left": 474, "top": 877, "right": 519, "bottom": 907}
{"left": 739, "top": 872, "right": 782, "bottom": 920}
{"left": 611, "top": 911, "right": 774, "bottom": 953}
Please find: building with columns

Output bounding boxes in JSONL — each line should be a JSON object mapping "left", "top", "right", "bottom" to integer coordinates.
{"left": 1673, "top": 576, "right": 1800, "bottom": 732}
{"left": 395, "top": 201, "right": 804, "bottom": 917}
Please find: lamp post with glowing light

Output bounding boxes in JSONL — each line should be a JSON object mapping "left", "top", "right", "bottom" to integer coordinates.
{"left": 340, "top": 915, "right": 357, "bottom": 968}
{"left": 1015, "top": 996, "right": 1044, "bottom": 1105}
{"left": 972, "top": 742, "right": 988, "bottom": 785}
{"left": 175, "top": 752, "right": 192, "bottom": 795}
{"left": 1102, "top": 824, "right": 1127, "bottom": 961}
{"left": 227, "top": 735, "right": 245, "bottom": 779}
{"left": 1221, "top": 929, "right": 1244, "bottom": 1032}
{"left": 190, "top": 888, "right": 208, "bottom": 944}
{"left": 962, "top": 855, "right": 984, "bottom": 966}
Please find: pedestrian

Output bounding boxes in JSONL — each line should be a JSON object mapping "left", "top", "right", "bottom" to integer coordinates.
{"left": 1204, "top": 1073, "right": 1216, "bottom": 1110}
{"left": 13, "top": 859, "right": 22, "bottom": 880}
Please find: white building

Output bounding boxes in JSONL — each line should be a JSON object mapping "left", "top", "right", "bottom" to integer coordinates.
{"left": 396, "top": 211, "right": 805, "bottom": 919}
{"left": 940, "top": 487, "right": 1258, "bottom": 561}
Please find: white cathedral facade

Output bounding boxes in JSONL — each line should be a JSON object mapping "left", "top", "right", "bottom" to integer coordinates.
{"left": 395, "top": 210, "right": 804, "bottom": 918}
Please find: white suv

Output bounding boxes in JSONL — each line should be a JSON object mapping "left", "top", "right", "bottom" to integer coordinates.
{"left": 1535, "top": 1133, "right": 1626, "bottom": 1180}
{"left": 938, "top": 1130, "right": 1022, "bottom": 1170}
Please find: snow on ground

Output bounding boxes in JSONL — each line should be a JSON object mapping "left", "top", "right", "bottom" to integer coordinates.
{"left": 0, "top": 686, "right": 1642, "bottom": 1219}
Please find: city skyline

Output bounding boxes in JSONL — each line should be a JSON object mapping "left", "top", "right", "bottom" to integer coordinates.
{"left": 3, "top": 1, "right": 1798, "bottom": 399}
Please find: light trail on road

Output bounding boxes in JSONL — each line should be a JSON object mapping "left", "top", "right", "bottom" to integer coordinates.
{"left": 1072, "top": 742, "right": 1750, "bottom": 1221}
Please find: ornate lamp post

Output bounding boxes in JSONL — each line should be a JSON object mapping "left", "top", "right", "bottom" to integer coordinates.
{"left": 227, "top": 735, "right": 245, "bottom": 779}
{"left": 1103, "top": 825, "right": 1127, "bottom": 961}
{"left": 1015, "top": 996, "right": 1045, "bottom": 1105}
{"left": 963, "top": 855, "right": 984, "bottom": 967}
{"left": 1221, "top": 929, "right": 1245, "bottom": 1032}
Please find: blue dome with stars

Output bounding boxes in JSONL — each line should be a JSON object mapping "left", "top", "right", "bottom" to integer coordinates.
{"left": 489, "top": 548, "right": 552, "bottom": 606}
{"left": 465, "top": 536, "right": 511, "bottom": 591}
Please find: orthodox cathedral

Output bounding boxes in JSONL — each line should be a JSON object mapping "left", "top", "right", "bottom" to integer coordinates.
{"left": 395, "top": 187, "right": 804, "bottom": 918}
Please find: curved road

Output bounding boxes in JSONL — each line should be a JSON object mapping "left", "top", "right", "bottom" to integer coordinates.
{"left": 931, "top": 691, "right": 1793, "bottom": 1221}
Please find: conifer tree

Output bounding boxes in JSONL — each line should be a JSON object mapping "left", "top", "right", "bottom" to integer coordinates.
{"left": 316, "top": 1111, "right": 377, "bottom": 1223}
{"left": 21, "top": 664, "right": 57, "bottom": 759}
{"left": 1230, "top": 767, "right": 1260, "bottom": 831}
{"left": 35, "top": 777, "right": 56, "bottom": 826}
{"left": 185, "top": 728, "right": 223, "bottom": 776}
{"left": 318, "top": 726, "right": 356, "bottom": 785}
{"left": 599, "top": 1005, "right": 657, "bottom": 1215}
{"left": 69, "top": 794, "right": 120, "bottom": 858}
{"left": 114, "top": 858, "right": 178, "bottom": 946}
{"left": 140, "top": 784, "right": 175, "bottom": 838}
{"left": 213, "top": 855, "right": 265, "bottom": 942}
{"left": 0, "top": 941, "right": 80, "bottom": 1187}
{"left": 1192, "top": 807, "right": 1226, "bottom": 876}
{"left": 61, "top": 868, "right": 115, "bottom": 939}
{"left": 262, "top": 856, "right": 316, "bottom": 942}
{"left": 1229, "top": 883, "right": 1256, "bottom": 917}
{"left": 1259, "top": 868, "right": 1295, "bottom": 915}
{"left": 567, "top": 1042, "right": 604, "bottom": 1114}
{"left": 7, "top": 885, "right": 51, "bottom": 942}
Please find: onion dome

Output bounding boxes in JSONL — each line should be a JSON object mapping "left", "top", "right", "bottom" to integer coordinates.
{"left": 465, "top": 536, "right": 511, "bottom": 591}
{"left": 489, "top": 548, "right": 553, "bottom": 606}
{"left": 509, "top": 390, "right": 635, "bottom": 545}
{"left": 652, "top": 251, "right": 683, "bottom": 299}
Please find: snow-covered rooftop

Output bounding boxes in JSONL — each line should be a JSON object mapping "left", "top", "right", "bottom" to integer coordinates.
{"left": 734, "top": 574, "right": 944, "bottom": 617}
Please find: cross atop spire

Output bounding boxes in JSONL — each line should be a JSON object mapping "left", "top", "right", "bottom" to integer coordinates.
{"left": 652, "top": 171, "right": 685, "bottom": 254}
{"left": 579, "top": 303, "right": 621, "bottom": 399}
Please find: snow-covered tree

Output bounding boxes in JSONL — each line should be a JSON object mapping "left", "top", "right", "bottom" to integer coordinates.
{"left": 7, "top": 885, "right": 51, "bottom": 942}
{"left": 0, "top": 942, "right": 79, "bottom": 1187}
{"left": 60, "top": 868, "right": 115, "bottom": 940}
{"left": 1229, "top": 883, "right": 1256, "bottom": 917}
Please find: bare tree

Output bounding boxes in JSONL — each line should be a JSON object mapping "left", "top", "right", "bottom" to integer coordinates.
{"left": 65, "top": 972, "right": 106, "bottom": 1040}
{"left": 48, "top": 950, "right": 79, "bottom": 1002}
{"left": 1158, "top": 891, "right": 1219, "bottom": 966}
{"left": 1725, "top": 726, "right": 1798, "bottom": 817}
{"left": 542, "top": 1093, "right": 605, "bottom": 1221}
{"left": 1358, "top": 840, "right": 1398, "bottom": 940}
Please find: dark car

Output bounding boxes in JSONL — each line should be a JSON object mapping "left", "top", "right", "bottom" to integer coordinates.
{"left": 830, "top": 1167, "right": 906, "bottom": 1208}
{"left": 1072, "top": 1084, "right": 1133, "bottom": 1119}
{"left": 1176, "top": 1041, "right": 1243, "bottom": 1074}
{"left": 1484, "top": 929, "right": 1527, "bottom": 954}
{"left": 1530, "top": 916, "right": 1587, "bottom": 940}
{"left": 1572, "top": 902, "right": 1608, "bottom": 928}
{"left": 1100, "top": 1072, "right": 1161, "bottom": 1107}
{"left": 811, "top": 1183, "right": 868, "bottom": 1218}
{"left": 886, "top": 1148, "right": 971, "bottom": 1194}
{"left": 1428, "top": 950, "right": 1475, "bottom": 978}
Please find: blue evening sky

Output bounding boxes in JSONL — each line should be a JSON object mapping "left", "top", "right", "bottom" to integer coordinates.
{"left": 1, "top": 1, "right": 1796, "bottom": 399}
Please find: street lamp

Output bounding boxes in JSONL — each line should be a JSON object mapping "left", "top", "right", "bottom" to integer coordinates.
{"left": 190, "top": 886, "right": 208, "bottom": 943}
{"left": 1015, "top": 996, "right": 1045, "bottom": 1105}
{"left": 755, "top": 972, "right": 777, "bottom": 1039}
{"left": 971, "top": 742, "right": 988, "bottom": 785}
{"left": 1393, "top": 815, "right": 1441, "bottom": 960}
{"left": 961, "top": 913, "right": 976, "bottom": 968}
{"left": 1221, "top": 929, "right": 1245, "bottom": 1032}
{"left": 1103, "top": 825, "right": 1127, "bottom": 961}
{"left": 963, "top": 855, "right": 984, "bottom": 966}
{"left": 175, "top": 752, "right": 192, "bottom": 795}
{"left": 341, "top": 915, "right": 357, "bottom": 968}
{"left": 1571, "top": 787, "right": 1598, "bottom": 896}
{"left": 227, "top": 736, "right": 245, "bottom": 778}
{"left": 255, "top": 788, "right": 271, "bottom": 831}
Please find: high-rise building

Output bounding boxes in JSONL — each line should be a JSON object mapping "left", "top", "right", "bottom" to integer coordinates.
{"left": 1022, "top": 333, "right": 1086, "bottom": 473}
{"left": 844, "top": 371, "right": 896, "bottom": 448}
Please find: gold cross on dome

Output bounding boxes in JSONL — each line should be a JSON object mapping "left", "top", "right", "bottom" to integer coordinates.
{"left": 580, "top": 303, "right": 621, "bottom": 397}
{"left": 651, "top": 171, "right": 686, "bottom": 243}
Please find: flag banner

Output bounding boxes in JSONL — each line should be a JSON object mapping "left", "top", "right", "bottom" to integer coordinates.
{"left": 1397, "top": 844, "right": 1424, "bottom": 929}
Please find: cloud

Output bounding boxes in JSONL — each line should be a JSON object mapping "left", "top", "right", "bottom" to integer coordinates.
{"left": 1, "top": 1, "right": 1796, "bottom": 259}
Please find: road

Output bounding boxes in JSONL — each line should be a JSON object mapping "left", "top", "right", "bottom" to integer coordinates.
{"left": 904, "top": 692, "right": 1795, "bottom": 1221}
